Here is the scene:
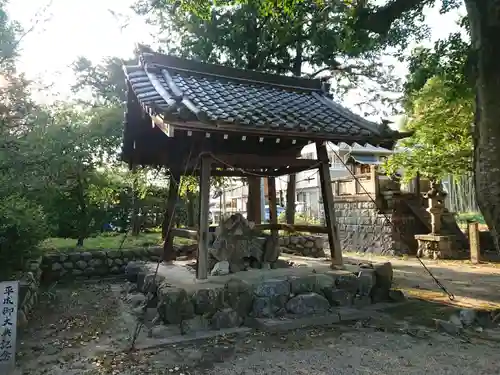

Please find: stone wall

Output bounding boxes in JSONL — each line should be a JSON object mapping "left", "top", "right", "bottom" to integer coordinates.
{"left": 279, "top": 235, "right": 325, "bottom": 257}
{"left": 17, "top": 257, "right": 43, "bottom": 327}
{"left": 41, "top": 247, "right": 164, "bottom": 281}
{"left": 124, "top": 261, "right": 401, "bottom": 336}
{"left": 334, "top": 196, "right": 427, "bottom": 256}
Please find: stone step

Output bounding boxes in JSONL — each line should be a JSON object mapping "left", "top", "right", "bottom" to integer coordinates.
{"left": 246, "top": 302, "right": 407, "bottom": 333}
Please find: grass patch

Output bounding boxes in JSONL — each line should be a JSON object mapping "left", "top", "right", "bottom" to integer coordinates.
{"left": 40, "top": 232, "right": 195, "bottom": 253}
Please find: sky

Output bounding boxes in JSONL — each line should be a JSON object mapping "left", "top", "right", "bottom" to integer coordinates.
{"left": 8, "top": 0, "right": 465, "bottom": 114}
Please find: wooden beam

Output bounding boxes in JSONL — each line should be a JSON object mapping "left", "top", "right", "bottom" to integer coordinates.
{"left": 197, "top": 154, "right": 212, "bottom": 279}
{"left": 247, "top": 177, "right": 262, "bottom": 224}
{"left": 210, "top": 153, "right": 319, "bottom": 169}
{"left": 263, "top": 176, "right": 280, "bottom": 263}
{"left": 316, "top": 141, "right": 343, "bottom": 267}
{"left": 254, "top": 223, "right": 329, "bottom": 234}
{"left": 286, "top": 174, "right": 296, "bottom": 224}
{"left": 162, "top": 173, "right": 180, "bottom": 262}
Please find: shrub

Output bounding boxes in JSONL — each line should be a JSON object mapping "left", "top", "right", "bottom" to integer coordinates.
{"left": 0, "top": 194, "right": 49, "bottom": 278}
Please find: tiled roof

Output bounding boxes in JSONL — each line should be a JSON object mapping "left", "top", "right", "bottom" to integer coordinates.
{"left": 123, "top": 51, "right": 398, "bottom": 141}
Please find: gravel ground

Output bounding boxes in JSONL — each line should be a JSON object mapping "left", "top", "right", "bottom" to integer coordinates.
{"left": 15, "top": 279, "right": 500, "bottom": 375}
{"left": 198, "top": 329, "right": 499, "bottom": 375}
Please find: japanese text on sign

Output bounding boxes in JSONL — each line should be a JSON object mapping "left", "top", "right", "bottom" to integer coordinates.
{"left": 0, "top": 281, "right": 18, "bottom": 371}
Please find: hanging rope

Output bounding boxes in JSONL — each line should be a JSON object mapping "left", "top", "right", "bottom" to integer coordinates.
{"left": 326, "top": 143, "right": 455, "bottom": 301}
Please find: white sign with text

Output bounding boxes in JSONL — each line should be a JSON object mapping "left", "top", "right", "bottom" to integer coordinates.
{"left": 0, "top": 281, "right": 19, "bottom": 374}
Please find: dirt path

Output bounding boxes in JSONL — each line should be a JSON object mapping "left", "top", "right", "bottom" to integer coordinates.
{"left": 344, "top": 253, "right": 500, "bottom": 309}
{"left": 14, "top": 272, "right": 500, "bottom": 375}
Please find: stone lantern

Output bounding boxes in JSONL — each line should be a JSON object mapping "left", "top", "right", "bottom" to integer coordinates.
{"left": 425, "top": 181, "right": 447, "bottom": 234}
{"left": 415, "top": 182, "right": 455, "bottom": 259}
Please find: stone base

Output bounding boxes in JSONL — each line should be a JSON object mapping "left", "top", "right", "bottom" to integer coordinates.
{"left": 127, "top": 259, "right": 399, "bottom": 338}
{"left": 415, "top": 234, "right": 455, "bottom": 259}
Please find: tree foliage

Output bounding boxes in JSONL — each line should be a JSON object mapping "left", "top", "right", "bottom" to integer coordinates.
{"left": 385, "top": 76, "right": 473, "bottom": 181}
{"left": 136, "top": 0, "right": 422, "bottom": 114}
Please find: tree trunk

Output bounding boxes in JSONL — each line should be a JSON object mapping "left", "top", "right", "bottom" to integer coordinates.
{"left": 466, "top": 0, "right": 500, "bottom": 252}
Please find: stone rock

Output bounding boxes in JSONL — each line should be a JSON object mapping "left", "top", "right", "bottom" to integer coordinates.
{"left": 449, "top": 313, "right": 463, "bottom": 327}
{"left": 107, "top": 251, "right": 122, "bottom": 259}
{"left": 63, "top": 262, "right": 74, "bottom": 269}
{"left": 72, "top": 269, "right": 83, "bottom": 276}
{"left": 157, "top": 286, "right": 195, "bottom": 324}
{"left": 127, "top": 293, "right": 146, "bottom": 307}
{"left": 211, "top": 260, "right": 230, "bottom": 276}
{"left": 263, "top": 235, "right": 280, "bottom": 263}
{"left": 374, "top": 262, "right": 393, "bottom": 290}
{"left": 476, "top": 310, "right": 494, "bottom": 328}
{"left": 92, "top": 251, "right": 107, "bottom": 259}
{"left": 314, "top": 238, "right": 325, "bottom": 249}
{"left": 75, "top": 260, "right": 88, "bottom": 270}
{"left": 149, "top": 324, "right": 181, "bottom": 338}
{"left": 69, "top": 253, "right": 81, "bottom": 262}
{"left": 435, "top": 318, "right": 463, "bottom": 335}
{"left": 192, "top": 288, "right": 224, "bottom": 315}
{"left": 142, "top": 273, "right": 160, "bottom": 294}
{"left": 334, "top": 273, "right": 360, "bottom": 294}
{"left": 81, "top": 252, "right": 93, "bottom": 261}
{"left": 209, "top": 214, "right": 263, "bottom": 270}
{"left": 211, "top": 308, "right": 241, "bottom": 329}
{"left": 110, "top": 266, "right": 120, "bottom": 274}
{"left": 254, "top": 279, "right": 290, "bottom": 298}
{"left": 89, "top": 258, "right": 103, "bottom": 267}
{"left": 107, "top": 259, "right": 114, "bottom": 267}
{"left": 304, "top": 240, "right": 315, "bottom": 248}
{"left": 290, "top": 236, "right": 299, "bottom": 245}
{"left": 358, "top": 269, "right": 376, "bottom": 296}
{"left": 181, "top": 315, "right": 210, "bottom": 334}
{"left": 322, "top": 288, "right": 352, "bottom": 306}
{"left": 286, "top": 292, "right": 330, "bottom": 315}
{"left": 51, "top": 263, "right": 63, "bottom": 271}
{"left": 289, "top": 274, "right": 335, "bottom": 295}
{"left": 114, "top": 258, "right": 124, "bottom": 266}
{"left": 59, "top": 254, "right": 69, "bottom": 262}
{"left": 459, "top": 309, "right": 477, "bottom": 326}
{"left": 224, "top": 279, "right": 253, "bottom": 316}
{"left": 252, "top": 296, "right": 288, "bottom": 318}
{"left": 84, "top": 267, "right": 96, "bottom": 276}
{"left": 125, "top": 261, "right": 145, "bottom": 282}
{"left": 388, "top": 289, "right": 406, "bottom": 302}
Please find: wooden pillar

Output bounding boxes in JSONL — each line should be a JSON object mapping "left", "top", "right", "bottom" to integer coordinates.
{"left": 469, "top": 221, "right": 481, "bottom": 264}
{"left": 316, "top": 141, "right": 342, "bottom": 266}
{"left": 286, "top": 174, "right": 296, "bottom": 224}
{"left": 264, "top": 176, "right": 280, "bottom": 263}
{"left": 197, "top": 155, "right": 212, "bottom": 279}
{"left": 247, "top": 176, "right": 261, "bottom": 224}
{"left": 162, "top": 173, "right": 180, "bottom": 262}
